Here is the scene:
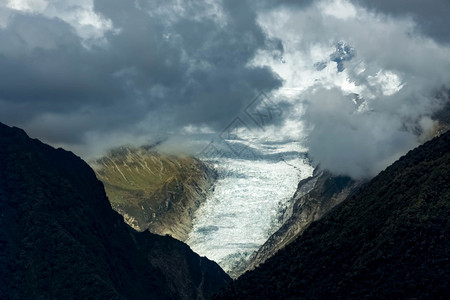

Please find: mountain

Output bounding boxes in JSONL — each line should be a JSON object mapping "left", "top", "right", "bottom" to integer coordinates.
{"left": 217, "top": 131, "right": 450, "bottom": 299}
{"left": 0, "top": 122, "right": 231, "bottom": 300}
{"left": 240, "top": 170, "right": 363, "bottom": 275}
{"left": 91, "top": 147, "right": 216, "bottom": 241}
{"left": 433, "top": 100, "right": 450, "bottom": 137}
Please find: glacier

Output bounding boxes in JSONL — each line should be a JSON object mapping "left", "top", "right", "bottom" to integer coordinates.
{"left": 186, "top": 139, "right": 313, "bottom": 274}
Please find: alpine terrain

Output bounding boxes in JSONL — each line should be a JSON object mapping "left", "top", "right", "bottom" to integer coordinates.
{"left": 0, "top": 122, "right": 231, "bottom": 300}
{"left": 217, "top": 131, "right": 450, "bottom": 299}
{"left": 91, "top": 147, "right": 216, "bottom": 241}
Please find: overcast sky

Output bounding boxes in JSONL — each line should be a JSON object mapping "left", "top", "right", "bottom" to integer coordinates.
{"left": 1, "top": 0, "right": 449, "bottom": 178}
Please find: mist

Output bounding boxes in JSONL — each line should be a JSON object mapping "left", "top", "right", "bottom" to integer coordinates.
{"left": 1, "top": 0, "right": 449, "bottom": 178}
{"left": 251, "top": 0, "right": 450, "bottom": 178}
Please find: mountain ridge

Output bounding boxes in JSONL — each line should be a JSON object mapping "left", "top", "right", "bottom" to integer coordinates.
{"left": 0, "top": 122, "right": 230, "bottom": 299}
{"left": 217, "top": 130, "right": 450, "bottom": 299}
{"left": 239, "top": 170, "right": 363, "bottom": 275}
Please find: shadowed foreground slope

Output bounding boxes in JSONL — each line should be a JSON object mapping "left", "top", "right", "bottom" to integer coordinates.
{"left": 241, "top": 170, "right": 362, "bottom": 275}
{"left": 218, "top": 131, "right": 450, "bottom": 299}
{"left": 0, "top": 122, "right": 230, "bottom": 300}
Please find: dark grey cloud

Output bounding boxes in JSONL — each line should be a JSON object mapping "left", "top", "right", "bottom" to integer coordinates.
{"left": 351, "top": 0, "right": 450, "bottom": 44}
{"left": 1, "top": 0, "right": 449, "bottom": 176}
{"left": 0, "top": 0, "right": 282, "bottom": 154}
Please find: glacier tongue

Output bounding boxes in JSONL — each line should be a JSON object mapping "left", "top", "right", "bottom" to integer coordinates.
{"left": 186, "top": 141, "right": 313, "bottom": 275}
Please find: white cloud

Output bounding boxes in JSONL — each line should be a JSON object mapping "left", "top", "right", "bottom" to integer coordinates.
{"left": 320, "top": 0, "right": 357, "bottom": 20}
{"left": 7, "top": 0, "right": 48, "bottom": 12}
{"left": 367, "top": 70, "right": 404, "bottom": 96}
{"left": 249, "top": 0, "right": 450, "bottom": 178}
{"left": 6, "top": 0, "right": 115, "bottom": 46}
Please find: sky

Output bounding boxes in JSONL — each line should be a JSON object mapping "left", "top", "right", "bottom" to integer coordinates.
{"left": 0, "top": 0, "right": 449, "bottom": 179}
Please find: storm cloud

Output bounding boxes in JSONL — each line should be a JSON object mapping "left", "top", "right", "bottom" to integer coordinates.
{"left": 0, "top": 0, "right": 282, "bottom": 154}
{"left": 1, "top": 0, "right": 450, "bottom": 178}
{"left": 351, "top": 0, "right": 450, "bottom": 44}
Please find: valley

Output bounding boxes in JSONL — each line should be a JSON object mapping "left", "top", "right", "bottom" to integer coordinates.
{"left": 218, "top": 129, "right": 450, "bottom": 299}
{"left": 2, "top": 0, "right": 450, "bottom": 298}
{"left": 1, "top": 120, "right": 448, "bottom": 299}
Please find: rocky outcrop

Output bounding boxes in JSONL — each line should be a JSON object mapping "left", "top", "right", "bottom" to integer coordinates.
{"left": 0, "top": 122, "right": 230, "bottom": 300}
{"left": 91, "top": 147, "right": 217, "bottom": 241}
{"left": 217, "top": 131, "right": 450, "bottom": 299}
{"left": 239, "top": 169, "right": 363, "bottom": 275}
{"left": 433, "top": 99, "right": 450, "bottom": 137}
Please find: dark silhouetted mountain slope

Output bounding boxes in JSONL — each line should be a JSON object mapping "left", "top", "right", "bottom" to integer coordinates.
{"left": 217, "top": 131, "right": 450, "bottom": 299}
{"left": 241, "top": 170, "right": 363, "bottom": 275}
{"left": 0, "top": 122, "right": 230, "bottom": 300}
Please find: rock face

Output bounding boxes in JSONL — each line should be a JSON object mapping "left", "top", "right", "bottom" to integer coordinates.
{"left": 241, "top": 170, "right": 363, "bottom": 274}
{"left": 218, "top": 131, "right": 450, "bottom": 299}
{"left": 91, "top": 147, "right": 217, "bottom": 242}
{"left": 0, "top": 122, "right": 231, "bottom": 300}
{"left": 433, "top": 100, "right": 450, "bottom": 137}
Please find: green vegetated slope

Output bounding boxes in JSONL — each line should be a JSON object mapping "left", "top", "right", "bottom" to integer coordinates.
{"left": 91, "top": 146, "right": 216, "bottom": 241}
{"left": 0, "top": 122, "right": 230, "bottom": 300}
{"left": 218, "top": 131, "right": 450, "bottom": 299}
